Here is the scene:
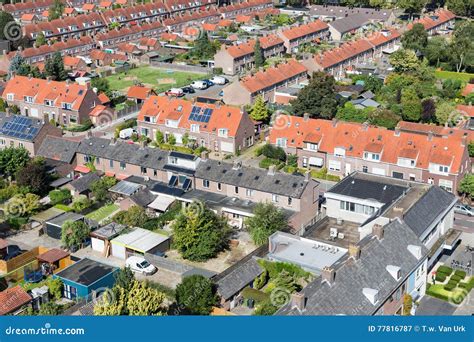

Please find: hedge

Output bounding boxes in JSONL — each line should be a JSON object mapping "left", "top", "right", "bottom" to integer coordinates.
{"left": 435, "top": 272, "right": 447, "bottom": 282}
{"left": 259, "top": 157, "right": 284, "bottom": 170}
{"left": 426, "top": 288, "right": 449, "bottom": 301}
{"left": 447, "top": 279, "right": 459, "bottom": 287}
{"left": 458, "top": 282, "right": 471, "bottom": 290}
{"left": 454, "top": 270, "right": 467, "bottom": 279}
{"left": 444, "top": 283, "right": 456, "bottom": 291}
{"left": 450, "top": 275, "right": 462, "bottom": 283}
{"left": 437, "top": 265, "right": 453, "bottom": 276}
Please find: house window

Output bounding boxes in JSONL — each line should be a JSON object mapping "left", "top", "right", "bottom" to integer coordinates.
{"left": 83, "top": 155, "right": 91, "bottom": 163}
{"left": 246, "top": 189, "right": 254, "bottom": 197}
{"left": 153, "top": 170, "right": 157, "bottom": 177}
{"left": 6, "top": 93, "right": 13, "bottom": 101}
{"left": 109, "top": 160, "right": 114, "bottom": 168}
{"left": 95, "top": 157, "right": 100, "bottom": 164}
{"left": 217, "top": 183, "right": 222, "bottom": 191}
{"left": 272, "top": 194, "right": 279, "bottom": 203}
{"left": 439, "top": 179, "right": 453, "bottom": 192}
{"left": 141, "top": 167, "right": 147, "bottom": 174}
{"left": 438, "top": 165, "right": 449, "bottom": 173}
{"left": 191, "top": 124, "right": 200, "bottom": 133}
{"left": 362, "top": 165, "right": 368, "bottom": 173}
{"left": 392, "top": 171, "right": 403, "bottom": 179}
{"left": 234, "top": 186, "right": 239, "bottom": 194}
{"left": 218, "top": 128, "right": 229, "bottom": 137}
{"left": 276, "top": 138, "right": 287, "bottom": 148}
{"left": 288, "top": 197, "right": 292, "bottom": 206}
{"left": 340, "top": 201, "right": 375, "bottom": 215}
{"left": 203, "top": 179, "right": 209, "bottom": 188}
{"left": 302, "top": 157, "right": 308, "bottom": 168}
{"left": 328, "top": 160, "right": 341, "bottom": 171}
{"left": 120, "top": 162, "right": 126, "bottom": 170}
{"left": 308, "top": 143, "right": 318, "bottom": 151}
{"left": 170, "top": 157, "right": 178, "bottom": 164}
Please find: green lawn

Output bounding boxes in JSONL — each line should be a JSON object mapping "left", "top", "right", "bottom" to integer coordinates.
{"left": 105, "top": 66, "right": 205, "bottom": 93}
{"left": 435, "top": 70, "right": 473, "bottom": 82}
{"left": 426, "top": 284, "right": 468, "bottom": 305}
{"left": 86, "top": 204, "right": 119, "bottom": 222}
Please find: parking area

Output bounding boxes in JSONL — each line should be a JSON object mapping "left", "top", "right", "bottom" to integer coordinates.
{"left": 415, "top": 296, "right": 457, "bottom": 316}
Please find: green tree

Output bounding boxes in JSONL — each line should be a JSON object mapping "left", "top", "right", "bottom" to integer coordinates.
{"left": 273, "top": 269, "right": 298, "bottom": 292}
{"left": 38, "top": 301, "right": 62, "bottom": 315}
{"left": 90, "top": 176, "right": 117, "bottom": 201}
{"left": 172, "top": 201, "right": 231, "bottom": 261}
{"left": 250, "top": 95, "right": 269, "bottom": 121}
{"left": 397, "top": 0, "right": 427, "bottom": 19}
{"left": 44, "top": 51, "right": 67, "bottom": 81}
{"left": 192, "top": 31, "right": 215, "bottom": 60}
{"left": 48, "top": 0, "right": 64, "bottom": 21}
{"left": 167, "top": 134, "right": 176, "bottom": 145}
{"left": 126, "top": 205, "right": 148, "bottom": 227}
{"left": 94, "top": 286, "right": 127, "bottom": 316}
{"left": 424, "top": 36, "right": 448, "bottom": 67}
{"left": 35, "top": 32, "right": 46, "bottom": 47}
{"left": 114, "top": 267, "right": 135, "bottom": 291}
{"left": 421, "top": 98, "right": 436, "bottom": 122}
{"left": 403, "top": 294, "right": 413, "bottom": 316}
{"left": 441, "top": 79, "right": 463, "bottom": 99}
{"left": 468, "top": 141, "right": 474, "bottom": 158}
{"left": 401, "top": 23, "right": 428, "bottom": 52}
{"left": 254, "top": 300, "right": 278, "bottom": 316}
{"left": 368, "top": 109, "right": 401, "bottom": 129}
{"left": 8, "top": 53, "right": 25, "bottom": 78}
{"left": 0, "top": 146, "right": 30, "bottom": 178}
{"left": 369, "top": 0, "right": 389, "bottom": 8}
{"left": 155, "top": 130, "right": 164, "bottom": 144}
{"left": 446, "top": 0, "right": 472, "bottom": 17}
{"left": 389, "top": 49, "right": 420, "bottom": 73}
{"left": 71, "top": 195, "right": 93, "bottom": 213}
{"left": 401, "top": 87, "right": 421, "bottom": 121}
{"left": 5, "top": 193, "right": 40, "bottom": 217}
{"left": 91, "top": 78, "right": 112, "bottom": 97}
{"left": 175, "top": 275, "right": 218, "bottom": 315}
{"left": 450, "top": 21, "right": 474, "bottom": 73}
{"left": 126, "top": 280, "right": 167, "bottom": 316}
{"left": 336, "top": 102, "right": 369, "bottom": 123}
{"left": 435, "top": 101, "right": 457, "bottom": 125}
{"left": 47, "top": 277, "right": 63, "bottom": 300}
{"left": 291, "top": 72, "right": 338, "bottom": 118}
{"left": 61, "top": 220, "right": 90, "bottom": 249}
{"left": 254, "top": 39, "right": 265, "bottom": 68}
{"left": 246, "top": 202, "right": 288, "bottom": 246}
{"left": 15, "top": 158, "right": 50, "bottom": 195}
{"left": 49, "top": 189, "right": 72, "bottom": 205}
{"left": 458, "top": 173, "right": 474, "bottom": 200}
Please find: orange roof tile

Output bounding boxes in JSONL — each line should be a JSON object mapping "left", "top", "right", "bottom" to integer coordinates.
{"left": 0, "top": 286, "right": 32, "bottom": 315}
{"left": 462, "top": 84, "right": 474, "bottom": 97}
{"left": 127, "top": 86, "right": 154, "bottom": 100}
{"left": 281, "top": 20, "right": 328, "bottom": 41}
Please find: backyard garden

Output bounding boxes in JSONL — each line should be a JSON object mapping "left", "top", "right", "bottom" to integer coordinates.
{"left": 426, "top": 265, "right": 474, "bottom": 305}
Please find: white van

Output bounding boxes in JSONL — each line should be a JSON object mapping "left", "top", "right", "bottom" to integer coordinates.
{"left": 210, "top": 76, "right": 228, "bottom": 85}
{"left": 119, "top": 128, "right": 135, "bottom": 139}
{"left": 125, "top": 256, "right": 157, "bottom": 275}
{"left": 190, "top": 80, "right": 208, "bottom": 90}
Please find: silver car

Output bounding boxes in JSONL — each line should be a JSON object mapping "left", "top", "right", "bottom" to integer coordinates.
{"left": 455, "top": 204, "right": 474, "bottom": 217}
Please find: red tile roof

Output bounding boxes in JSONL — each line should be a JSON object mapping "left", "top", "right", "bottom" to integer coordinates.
{"left": 127, "top": 86, "right": 154, "bottom": 100}
{"left": 0, "top": 286, "right": 32, "bottom": 315}
{"left": 138, "top": 96, "right": 247, "bottom": 137}
{"left": 225, "top": 34, "right": 283, "bottom": 58}
{"left": 37, "top": 248, "right": 69, "bottom": 263}
{"left": 462, "top": 84, "right": 474, "bottom": 97}
{"left": 240, "top": 59, "right": 307, "bottom": 93}
{"left": 280, "top": 20, "right": 328, "bottom": 41}
{"left": 407, "top": 9, "right": 455, "bottom": 31}
{"left": 269, "top": 116, "right": 468, "bottom": 173}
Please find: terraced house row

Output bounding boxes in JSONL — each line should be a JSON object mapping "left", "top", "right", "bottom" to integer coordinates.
{"left": 269, "top": 114, "right": 472, "bottom": 194}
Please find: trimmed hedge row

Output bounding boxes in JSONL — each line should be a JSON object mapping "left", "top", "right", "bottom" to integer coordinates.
{"left": 435, "top": 273, "right": 447, "bottom": 282}
{"left": 437, "top": 265, "right": 453, "bottom": 276}
{"left": 454, "top": 270, "right": 467, "bottom": 279}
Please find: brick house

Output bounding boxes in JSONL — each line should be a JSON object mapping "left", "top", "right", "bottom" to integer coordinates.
{"left": 0, "top": 113, "right": 62, "bottom": 156}
{"left": 407, "top": 9, "right": 456, "bottom": 35}
{"left": 277, "top": 20, "right": 329, "bottom": 53}
{"left": 136, "top": 96, "right": 255, "bottom": 153}
{"left": 3, "top": 75, "right": 101, "bottom": 125}
{"left": 223, "top": 59, "right": 308, "bottom": 105}
{"left": 214, "top": 34, "right": 284, "bottom": 75}
{"left": 268, "top": 115, "right": 471, "bottom": 193}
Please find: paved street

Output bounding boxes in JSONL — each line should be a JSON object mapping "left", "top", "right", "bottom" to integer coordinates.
{"left": 454, "top": 213, "right": 474, "bottom": 233}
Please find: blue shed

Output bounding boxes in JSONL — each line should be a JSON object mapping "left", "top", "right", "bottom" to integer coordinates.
{"left": 53, "top": 258, "right": 117, "bottom": 299}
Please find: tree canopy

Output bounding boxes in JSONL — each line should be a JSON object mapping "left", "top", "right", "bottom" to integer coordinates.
{"left": 254, "top": 39, "right": 265, "bottom": 68}
{"left": 291, "top": 72, "right": 338, "bottom": 119}
{"left": 249, "top": 95, "right": 270, "bottom": 122}
{"left": 246, "top": 202, "right": 288, "bottom": 246}
{"left": 16, "top": 158, "right": 50, "bottom": 195}
{"left": 458, "top": 173, "right": 474, "bottom": 200}
{"left": 401, "top": 23, "right": 428, "bottom": 52}
{"left": 175, "top": 275, "right": 219, "bottom": 315}
{"left": 44, "top": 51, "right": 67, "bottom": 81}
{"left": 0, "top": 146, "right": 30, "bottom": 178}
{"left": 172, "top": 201, "right": 231, "bottom": 261}
{"left": 90, "top": 176, "right": 117, "bottom": 201}
{"left": 61, "top": 220, "right": 90, "bottom": 249}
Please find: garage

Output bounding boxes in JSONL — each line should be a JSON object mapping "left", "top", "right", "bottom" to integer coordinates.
{"left": 372, "top": 167, "right": 386, "bottom": 176}
{"left": 220, "top": 141, "right": 234, "bottom": 153}
{"left": 110, "top": 227, "right": 170, "bottom": 260}
{"left": 90, "top": 222, "right": 126, "bottom": 256}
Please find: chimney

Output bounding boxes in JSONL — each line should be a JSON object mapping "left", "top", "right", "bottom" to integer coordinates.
{"left": 332, "top": 118, "right": 338, "bottom": 127}
{"left": 267, "top": 164, "right": 276, "bottom": 176}
{"left": 304, "top": 170, "right": 310, "bottom": 182}
{"left": 394, "top": 127, "right": 400, "bottom": 136}
{"left": 66, "top": 79, "right": 70, "bottom": 85}
{"left": 303, "top": 113, "right": 309, "bottom": 122}
{"left": 372, "top": 224, "right": 384, "bottom": 240}
{"left": 28, "top": 73, "right": 32, "bottom": 79}
{"left": 461, "top": 136, "right": 467, "bottom": 147}
{"left": 200, "top": 150, "right": 208, "bottom": 161}
{"left": 290, "top": 292, "right": 306, "bottom": 312}
{"left": 362, "top": 121, "right": 369, "bottom": 131}
{"left": 348, "top": 244, "right": 361, "bottom": 260}
{"left": 46, "top": 76, "right": 52, "bottom": 83}
{"left": 427, "top": 131, "right": 433, "bottom": 141}
{"left": 321, "top": 266, "right": 336, "bottom": 285}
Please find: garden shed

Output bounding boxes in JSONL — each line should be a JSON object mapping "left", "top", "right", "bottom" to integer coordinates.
{"left": 110, "top": 227, "right": 170, "bottom": 260}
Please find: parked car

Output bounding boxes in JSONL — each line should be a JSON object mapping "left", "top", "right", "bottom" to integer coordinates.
{"left": 202, "top": 79, "right": 214, "bottom": 87}
{"left": 181, "top": 86, "right": 195, "bottom": 94}
{"left": 190, "top": 80, "right": 208, "bottom": 90}
{"left": 454, "top": 204, "right": 474, "bottom": 217}
{"left": 126, "top": 256, "right": 157, "bottom": 275}
{"left": 165, "top": 88, "right": 184, "bottom": 97}
{"left": 210, "top": 76, "right": 228, "bottom": 85}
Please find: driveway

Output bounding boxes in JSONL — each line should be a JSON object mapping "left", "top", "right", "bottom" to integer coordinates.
{"left": 415, "top": 296, "right": 457, "bottom": 315}
{"left": 454, "top": 213, "right": 474, "bottom": 233}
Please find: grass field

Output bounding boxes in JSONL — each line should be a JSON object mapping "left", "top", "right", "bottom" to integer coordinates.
{"left": 435, "top": 70, "right": 473, "bottom": 82}
{"left": 106, "top": 66, "right": 204, "bottom": 93}
{"left": 86, "top": 204, "right": 119, "bottom": 222}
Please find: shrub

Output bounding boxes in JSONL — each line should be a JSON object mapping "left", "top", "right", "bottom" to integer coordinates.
{"left": 254, "top": 300, "right": 278, "bottom": 315}
{"left": 54, "top": 204, "right": 72, "bottom": 212}
{"left": 450, "top": 275, "right": 462, "bottom": 283}
{"left": 49, "top": 189, "right": 72, "bottom": 205}
{"left": 435, "top": 272, "right": 447, "bottom": 282}
{"left": 241, "top": 287, "right": 269, "bottom": 303}
{"left": 443, "top": 283, "right": 456, "bottom": 291}
{"left": 253, "top": 270, "right": 268, "bottom": 290}
{"left": 454, "top": 270, "right": 467, "bottom": 279}
{"left": 448, "top": 279, "right": 459, "bottom": 286}
{"left": 426, "top": 288, "right": 449, "bottom": 301}
{"left": 259, "top": 157, "right": 281, "bottom": 169}
{"left": 260, "top": 144, "right": 286, "bottom": 161}
{"left": 437, "top": 265, "right": 453, "bottom": 275}
{"left": 458, "top": 282, "right": 471, "bottom": 290}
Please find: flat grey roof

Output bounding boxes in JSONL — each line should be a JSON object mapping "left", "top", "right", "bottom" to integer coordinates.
{"left": 91, "top": 222, "right": 127, "bottom": 240}
{"left": 268, "top": 232, "right": 348, "bottom": 274}
{"left": 111, "top": 228, "right": 169, "bottom": 253}
{"left": 109, "top": 180, "right": 142, "bottom": 196}
{"left": 47, "top": 212, "right": 83, "bottom": 227}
